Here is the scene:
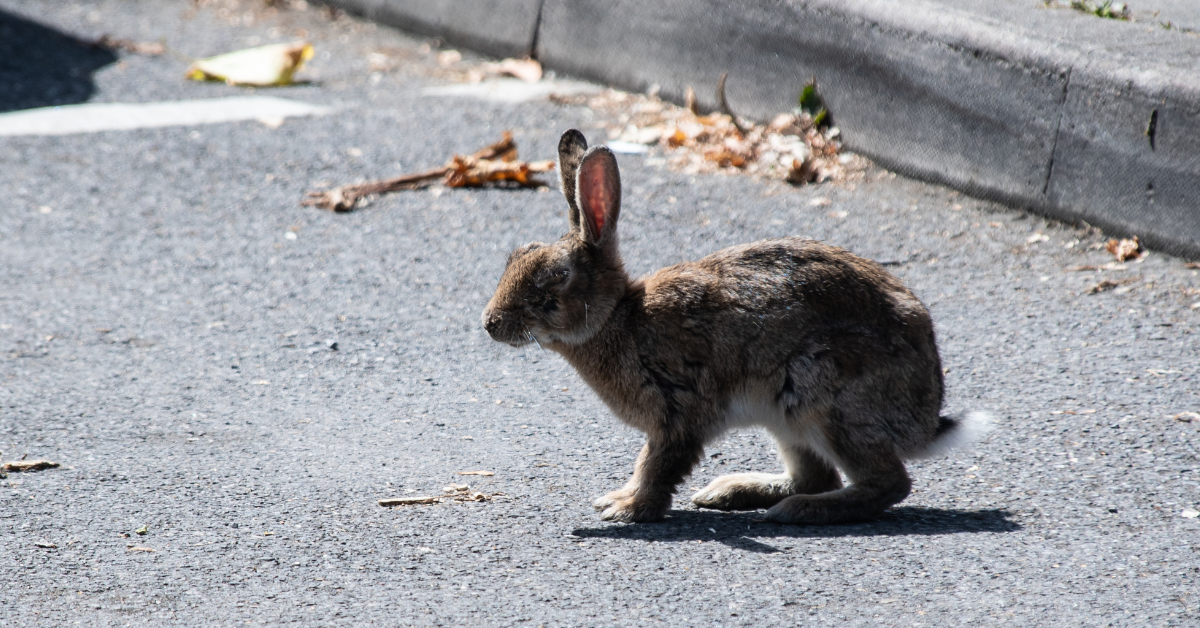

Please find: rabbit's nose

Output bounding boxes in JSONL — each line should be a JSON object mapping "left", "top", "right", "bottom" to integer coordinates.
{"left": 482, "top": 309, "right": 505, "bottom": 340}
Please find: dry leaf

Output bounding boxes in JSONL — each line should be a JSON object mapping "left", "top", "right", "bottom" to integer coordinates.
{"left": 1174, "top": 412, "right": 1199, "bottom": 423}
{"left": 187, "top": 42, "right": 314, "bottom": 86}
{"left": 1185, "top": 262, "right": 1200, "bottom": 269}
{"left": 1105, "top": 237, "right": 1141, "bottom": 262}
{"left": 445, "top": 155, "right": 554, "bottom": 188}
{"left": 33, "top": 540, "right": 57, "bottom": 549}
{"left": 2, "top": 459, "right": 60, "bottom": 473}
{"left": 303, "top": 132, "right": 553, "bottom": 212}
{"left": 457, "top": 471, "right": 494, "bottom": 476}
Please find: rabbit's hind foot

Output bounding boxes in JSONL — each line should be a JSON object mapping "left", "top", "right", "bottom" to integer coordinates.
{"left": 690, "top": 473, "right": 797, "bottom": 511}
{"left": 763, "top": 478, "right": 911, "bottom": 525}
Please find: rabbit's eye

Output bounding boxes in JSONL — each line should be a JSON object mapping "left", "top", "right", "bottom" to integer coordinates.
{"left": 538, "top": 268, "right": 571, "bottom": 287}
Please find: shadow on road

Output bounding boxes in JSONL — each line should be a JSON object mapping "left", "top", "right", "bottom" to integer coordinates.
{"left": 571, "top": 507, "right": 1020, "bottom": 554}
{"left": 0, "top": 9, "right": 116, "bottom": 113}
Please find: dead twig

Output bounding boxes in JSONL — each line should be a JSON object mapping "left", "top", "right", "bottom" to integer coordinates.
{"left": 378, "top": 496, "right": 443, "bottom": 506}
{"left": 302, "top": 167, "right": 448, "bottom": 212}
{"left": 684, "top": 86, "right": 699, "bottom": 114}
{"left": 378, "top": 484, "right": 505, "bottom": 507}
{"left": 2, "top": 459, "right": 60, "bottom": 473}
{"left": 303, "top": 132, "right": 553, "bottom": 212}
{"left": 715, "top": 72, "right": 751, "bottom": 138}
{"left": 1086, "top": 275, "right": 1141, "bottom": 294}
{"left": 94, "top": 35, "right": 165, "bottom": 56}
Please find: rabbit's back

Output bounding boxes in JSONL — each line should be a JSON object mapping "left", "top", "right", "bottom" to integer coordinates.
{"left": 639, "top": 237, "right": 933, "bottom": 356}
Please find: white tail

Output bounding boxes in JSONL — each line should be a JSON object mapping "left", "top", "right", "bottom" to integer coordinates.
{"left": 912, "top": 411, "right": 994, "bottom": 459}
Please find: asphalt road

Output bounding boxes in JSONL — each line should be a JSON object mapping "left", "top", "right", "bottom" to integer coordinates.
{"left": 1, "top": 1, "right": 1198, "bottom": 626}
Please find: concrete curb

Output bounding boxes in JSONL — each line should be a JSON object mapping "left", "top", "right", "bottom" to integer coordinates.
{"left": 326, "top": 0, "right": 1200, "bottom": 259}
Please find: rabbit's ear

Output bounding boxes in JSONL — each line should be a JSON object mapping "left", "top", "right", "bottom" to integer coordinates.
{"left": 558, "top": 129, "right": 588, "bottom": 233}
{"left": 576, "top": 146, "right": 621, "bottom": 249}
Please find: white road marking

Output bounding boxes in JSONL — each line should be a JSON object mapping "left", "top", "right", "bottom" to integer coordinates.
{"left": 421, "top": 78, "right": 601, "bottom": 104}
{"left": 0, "top": 96, "right": 332, "bottom": 136}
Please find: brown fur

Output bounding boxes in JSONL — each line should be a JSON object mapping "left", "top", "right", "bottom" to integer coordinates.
{"left": 483, "top": 130, "right": 973, "bottom": 524}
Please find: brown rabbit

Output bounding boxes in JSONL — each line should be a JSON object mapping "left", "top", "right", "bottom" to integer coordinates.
{"left": 482, "top": 129, "right": 990, "bottom": 524}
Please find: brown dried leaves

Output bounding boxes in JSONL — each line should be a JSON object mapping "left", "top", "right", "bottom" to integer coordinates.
{"left": 303, "top": 132, "right": 554, "bottom": 212}
{"left": 1105, "top": 237, "right": 1142, "bottom": 262}
{"left": 550, "top": 88, "right": 860, "bottom": 184}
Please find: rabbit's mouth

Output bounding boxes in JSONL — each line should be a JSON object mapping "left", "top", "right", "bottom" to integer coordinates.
{"left": 482, "top": 308, "right": 537, "bottom": 347}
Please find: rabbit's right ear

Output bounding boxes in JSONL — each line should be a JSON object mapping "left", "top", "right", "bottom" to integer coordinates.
{"left": 576, "top": 146, "right": 621, "bottom": 251}
{"left": 558, "top": 129, "right": 588, "bottom": 233}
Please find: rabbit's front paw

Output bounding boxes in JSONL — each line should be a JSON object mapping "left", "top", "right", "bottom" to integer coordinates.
{"left": 691, "top": 473, "right": 794, "bottom": 511}
{"left": 593, "top": 488, "right": 635, "bottom": 511}
{"left": 598, "top": 494, "right": 669, "bottom": 522}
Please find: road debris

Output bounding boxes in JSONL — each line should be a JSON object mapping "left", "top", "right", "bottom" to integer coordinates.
{"left": 187, "top": 42, "right": 314, "bottom": 86}
{"left": 1174, "top": 412, "right": 1199, "bottom": 423}
{"left": 457, "top": 471, "right": 495, "bottom": 476}
{"left": 126, "top": 546, "right": 157, "bottom": 552}
{"left": 33, "top": 539, "right": 57, "bottom": 549}
{"left": 1086, "top": 275, "right": 1141, "bottom": 294}
{"left": 2, "top": 459, "right": 61, "bottom": 473}
{"left": 1182, "top": 508, "right": 1199, "bottom": 519}
{"left": 1105, "top": 237, "right": 1142, "bottom": 262}
{"left": 303, "top": 132, "right": 553, "bottom": 212}
{"left": 550, "top": 76, "right": 862, "bottom": 184}
{"left": 1185, "top": 262, "right": 1200, "bottom": 269}
{"left": 378, "top": 496, "right": 444, "bottom": 506}
{"left": 378, "top": 483, "right": 505, "bottom": 507}
{"left": 1050, "top": 0, "right": 1131, "bottom": 20}
{"left": 481, "top": 58, "right": 542, "bottom": 83}
{"left": 1069, "top": 262, "right": 1127, "bottom": 272}
{"left": 94, "top": 35, "right": 165, "bottom": 56}
{"left": 135, "top": 525, "right": 149, "bottom": 535}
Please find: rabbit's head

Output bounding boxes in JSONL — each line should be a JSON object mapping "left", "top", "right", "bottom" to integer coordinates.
{"left": 483, "top": 130, "right": 626, "bottom": 347}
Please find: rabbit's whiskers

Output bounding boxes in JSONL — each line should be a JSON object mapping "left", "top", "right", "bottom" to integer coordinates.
{"left": 524, "top": 325, "right": 544, "bottom": 350}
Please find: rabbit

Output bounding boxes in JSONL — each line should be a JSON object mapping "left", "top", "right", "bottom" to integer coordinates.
{"left": 482, "top": 129, "right": 990, "bottom": 524}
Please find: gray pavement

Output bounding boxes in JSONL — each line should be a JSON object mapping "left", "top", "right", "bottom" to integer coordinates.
{"left": 2, "top": 1, "right": 1199, "bottom": 626}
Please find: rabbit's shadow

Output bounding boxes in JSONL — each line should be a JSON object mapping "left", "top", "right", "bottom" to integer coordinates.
{"left": 570, "top": 506, "right": 1020, "bottom": 554}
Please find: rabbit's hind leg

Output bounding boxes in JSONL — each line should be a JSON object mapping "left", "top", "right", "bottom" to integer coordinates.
{"left": 690, "top": 472, "right": 794, "bottom": 511}
{"left": 765, "top": 410, "right": 911, "bottom": 525}
{"left": 691, "top": 443, "right": 840, "bottom": 510}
